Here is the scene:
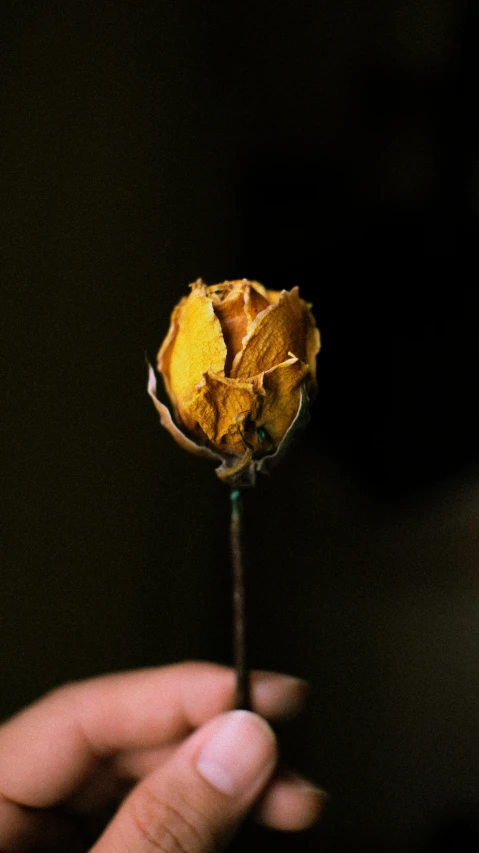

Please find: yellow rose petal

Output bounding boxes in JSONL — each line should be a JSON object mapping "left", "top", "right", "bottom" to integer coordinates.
{"left": 231, "top": 288, "right": 315, "bottom": 380}
{"left": 158, "top": 280, "right": 227, "bottom": 411}
{"left": 208, "top": 285, "right": 249, "bottom": 375}
{"left": 183, "top": 372, "right": 260, "bottom": 453}
{"left": 244, "top": 281, "right": 270, "bottom": 327}
{"left": 256, "top": 358, "right": 309, "bottom": 447}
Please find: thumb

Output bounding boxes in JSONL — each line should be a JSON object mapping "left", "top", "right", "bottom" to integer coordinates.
{"left": 92, "top": 710, "right": 278, "bottom": 852}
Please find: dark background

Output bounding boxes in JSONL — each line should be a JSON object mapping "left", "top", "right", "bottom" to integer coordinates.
{"left": 2, "top": 1, "right": 479, "bottom": 851}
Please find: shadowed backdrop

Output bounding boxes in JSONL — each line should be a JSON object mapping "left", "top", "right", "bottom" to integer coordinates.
{"left": 2, "top": 2, "right": 479, "bottom": 851}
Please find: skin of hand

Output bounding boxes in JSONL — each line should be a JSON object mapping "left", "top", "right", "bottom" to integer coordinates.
{"left": 0, "top": 662, "right": 327, "bottom": 852}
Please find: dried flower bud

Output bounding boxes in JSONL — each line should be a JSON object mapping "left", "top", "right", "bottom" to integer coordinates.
{"left": 148, "top": 279, "right": 320, "bottom": 486}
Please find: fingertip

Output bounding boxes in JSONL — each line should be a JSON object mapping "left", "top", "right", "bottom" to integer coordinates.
{"left": 251, "top": 672, "right": 309, "bottom": 720}
{"left": 255, "top": 771, "right": 328, "bottom": 831}
{"left": 195, "top": 711, "right": 277, "bottom": 798}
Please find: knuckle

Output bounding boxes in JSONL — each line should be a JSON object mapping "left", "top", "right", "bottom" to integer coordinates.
{"left": 127, "top": 785, "right": 211, "bottom": 853}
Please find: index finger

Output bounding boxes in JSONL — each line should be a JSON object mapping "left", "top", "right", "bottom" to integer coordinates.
{"left": 0, "top": 662, "right": 307, "bottom": 808}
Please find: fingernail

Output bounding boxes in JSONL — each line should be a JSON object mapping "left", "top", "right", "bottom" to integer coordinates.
{"left": 196, "top": 710, "right": 276, "bottom": 797}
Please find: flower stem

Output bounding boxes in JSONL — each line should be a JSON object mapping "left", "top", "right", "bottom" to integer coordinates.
{"left": 229, "top": 488, "right": 250, "bottom": 710}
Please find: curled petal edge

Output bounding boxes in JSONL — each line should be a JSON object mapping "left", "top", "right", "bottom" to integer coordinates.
{"left": 147, "top": 364, "right": 310, "bottom": 488}
{"left": 147, "top": 363, "right": 222, "bottom": 462}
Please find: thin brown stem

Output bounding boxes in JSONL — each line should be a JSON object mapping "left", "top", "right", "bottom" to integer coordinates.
{"left": 229, "top": 488, "right": 250, "bottom": 710}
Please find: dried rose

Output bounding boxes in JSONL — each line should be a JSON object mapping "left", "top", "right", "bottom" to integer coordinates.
{"left": 148, "top": 278, "right": 320, "bottom": 486}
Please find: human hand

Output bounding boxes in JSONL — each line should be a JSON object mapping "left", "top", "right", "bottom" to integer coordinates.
{"left": 0, "top": 662, "right": 326, "bottom": 851}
